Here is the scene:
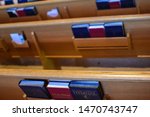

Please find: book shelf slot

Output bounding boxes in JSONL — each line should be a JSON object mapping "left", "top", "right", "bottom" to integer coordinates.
{"left": 73, "top": 33, "right": 132, "bottom": 50}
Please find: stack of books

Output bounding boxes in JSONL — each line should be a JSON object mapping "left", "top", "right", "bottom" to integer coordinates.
{"left": 72, "top": 22, "right": 125, "bottom": 38}
{"left": 96, "top": 0, "right": 136, "bottom": 10}
{"left": 7, "top": 6, "right": 38, "bottom": 18}
{"left": 19, "top": 79, "right": 104, "bottom": 100}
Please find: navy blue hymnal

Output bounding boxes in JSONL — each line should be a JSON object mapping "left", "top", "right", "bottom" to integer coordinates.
{"left": 105, "top": 22, "right": 125, "bottom": 37}
{"left": 120, "top": 0, "right": 136, "bottom": 8}
{"left": 5, "top": 0, "right": 13, "bottom": 5}
{"left": 69, "top": 80, "right": 104, "bottom": 100}
{"left": 96, "top": 0, "right": 110, "bottom": 10}
{"left": 24, "top": 6, "right": 38, "bottom": 16}
{"left": 7, "top": 8, "right": 18, "bottom": 18}
{"left": 19, "top": 79, "right": 50, "bottom": 99}
{"left": 72, "top": 24, "right": 90, "bottom": 38}
{"left": 18, "top": 0, "right": 28, "bottom": 3}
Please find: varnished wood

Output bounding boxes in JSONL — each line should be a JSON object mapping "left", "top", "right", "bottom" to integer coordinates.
{"left": 0, "top": 38, "right": 9, "bottom": 52}
{"left": 0, "top": 66, "right": 149, "bottom": 100}
{"left": 31, "top": 32, "right": 57, "bottom": 69}
{"left": 73, "top": 33, "right": 131, "bottom": 50}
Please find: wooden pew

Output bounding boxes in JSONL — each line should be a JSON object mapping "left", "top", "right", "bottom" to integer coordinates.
{"left": 0, "top": 0, "right": 150, "bottom": 23}
{"left": 0, "top": 66, "right": 149, "bottom": 100}
{"left": 0, "top": 14, "right": 150, "bottom": 59}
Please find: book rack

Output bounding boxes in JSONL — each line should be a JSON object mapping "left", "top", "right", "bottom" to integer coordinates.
{"left": 73, "top": 33, "right": 132, "bottom": 50}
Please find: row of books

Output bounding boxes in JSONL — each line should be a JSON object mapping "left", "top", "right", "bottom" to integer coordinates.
{"left": 0, "top": 0, "right": 37, "bottom": 6}
{"left": 19, "top": 79, "right": 104, "bottom": 100}
{"left": 96, "top": 0, "right": 136, "bottom": 10}
{"left": 72, "top": 22, "right": 125, "bottom": 38}
{"left": 7, "top": 6, "right": 38, "bottom": 18}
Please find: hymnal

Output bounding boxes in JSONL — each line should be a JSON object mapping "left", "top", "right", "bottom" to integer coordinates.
{"left": 69, "top": 80, "right": 104, "bottom": 100}
{"left": 105, "top": 22, "right": 125, "bottom": 37}
{"left": 120, "top": 0, "right": 136, "bottom": 8}
{"left": 5, "top": 0, "right": 13, "bottom": 5}
{"left": 10, "top": 33, "right": 26, "bottom": 45}
{"left": 47, "top": 80, "right": 73, "bottom": 100}
{"left": 109, "top": 0, "right": 121, "bottom": 9}
{"left": 24, "top": 6, "right": 37, "bottom": 16}
{"left": 89, "top": 23, "right": 105, "bottom": 37}
{"left": 16, "top": 8, "right": 26, "bottom": 17}
{"left": 18, "top": 0, "right": 27, "bottom": 3}
{"left": 7, "top": 8, "right": 18, "bottom": 18}
{"left": 19, "top": 79, "right": 50, "bottom": 99}
{"left": 96, "top": 0, "right": 110, "bottom": 10}
{"left": 72, "top": 24, "right": 90, "bottom": 38}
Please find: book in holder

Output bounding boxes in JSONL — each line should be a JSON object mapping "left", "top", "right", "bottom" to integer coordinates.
{"left": 7, "top": 8, "right": 18, "bottom": 18}
{"left": 5, "top": 0, "right": 13, "bottom": 5}
{"left": 19, "top": 79, "right": 50, "bottom": 99}
{"left": 72, "top": 24, "right": 90, "bottom": 38}
{"left": 47, "top": 80, "right": 73, "bottom": 100}
{"left": 69, "top": 80, "right": 104, "bottom": 100}
{"left": 105, "top": 22, "right": 125, "bottom": 37}
{"left": 24, "top": 6, "right": 38, "bottom": 16}
{"left": 89, "top": 23, "right": 105, "bottom": 37}
{"left": 18, "top": 0, "right": 27, "bottom": 3}
{"left": 16, "top": 8, "right": 26, "bottom": 17}
{"left": 109, "top": 0, "right": 121, "bottom": 9}
{"left": 96, "top": 0, "right": 110, "bottom": 10}
{"left": 120, "top": 0, "right": 136, "bottom": 8}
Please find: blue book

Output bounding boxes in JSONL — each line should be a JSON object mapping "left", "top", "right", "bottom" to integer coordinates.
{"left": 120, "top": 0, "right": 136, "bottom": 8}
{"left": 72, "top": 24, "right": 90, "bottom": 38}
{"left": 104, "top": 22, "right": 125, "bottom": 37}
{"left": 96, "top": 0, "right": 110, "bottom": 10}
{"left": 24, "top": 6, "right": 38, "bottom": 16}
{"left": 18, "top": 0, "right": 28, "bottom": 3}
{"left": 5, "top": 0, "right": 14, "bottom": 5}
{"left": 7, "top": 8, "right": 18, "bottom": 18}
{"left": 19, "top": 79, "right": 50, "bottom": 99}
{"left": 69, "top": 80, "right": 104, "bottom": 100}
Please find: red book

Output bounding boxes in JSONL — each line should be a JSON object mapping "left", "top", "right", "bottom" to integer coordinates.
{"left": 109, "top": 0, "right": 121, "bottom": 9}
{"left": 89, "top": 24, "right": 105, "bottom": 37}
{"left": 47, "top": 80, "right": 73, "bottom": 100}
{"left": 16, "top": 8, "right": 26, "bottom": 17}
